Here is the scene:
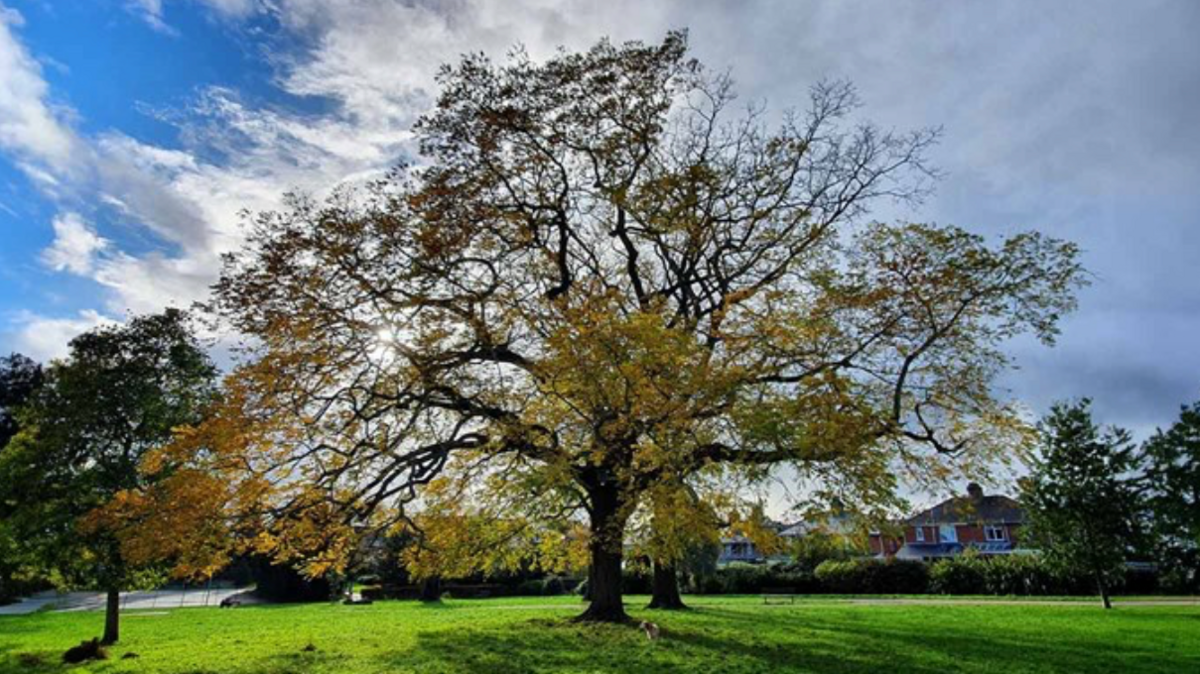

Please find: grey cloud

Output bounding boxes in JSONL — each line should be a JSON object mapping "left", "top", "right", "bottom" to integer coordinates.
{"left": 5, "top": 0, "right": 1198, "bottom": 439}
{"left": 648, "top": 0, "right": 1200, "bottom": 433}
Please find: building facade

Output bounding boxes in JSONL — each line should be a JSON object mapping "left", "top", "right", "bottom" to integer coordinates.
{"left": 870, "top": 483, "right": 1027, "bottom": 560}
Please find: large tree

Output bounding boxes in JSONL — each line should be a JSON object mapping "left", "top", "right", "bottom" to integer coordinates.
{"left": 1139, "top": 398, "right": 1200, "bottom": 591}
{"left": 141, "top": 33, "right": 1083, "bottom": 622}
{"left": 1022, "top": 400, "right": 1142, "bottom": 609}
{"left": 0, "top": 310, "right": 217, "bottom": 642}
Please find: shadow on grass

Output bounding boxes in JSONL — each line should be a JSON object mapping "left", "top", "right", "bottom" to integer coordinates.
{"left": 2, "top": 603, "right": 1197, "bottom": 674}
{"left": 380, "top": 607, "right": 1198, "bottom": 674}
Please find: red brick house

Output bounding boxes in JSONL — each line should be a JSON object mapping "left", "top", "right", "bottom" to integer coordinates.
{"left": 869, "top": 483, "right": 1026, "bottom": 560}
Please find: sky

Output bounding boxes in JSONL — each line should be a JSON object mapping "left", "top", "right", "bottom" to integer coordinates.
{"left": 0, "top": 0, "right": 1198, "bottom": 454}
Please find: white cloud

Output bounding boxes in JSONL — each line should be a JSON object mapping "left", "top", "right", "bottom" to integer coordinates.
{"left": 2, "top": 0, "right": 1199, "bottom": 439}
{"left": 0, "top": 5, "right": 78, "bottom": 173}
{"left": 40, "top": 211, "right": 108, "bottom": 275}
{"left": 1, "top": 0, "right": 655, "bottom": 332}
{"left": 8, "top": 309, "right": 117, "bottom": 362}
{"left": 127, "top": 0, "right": 177, "bottom": 35}
{"left": 196, "top": 0, "right": 259, "bottom": 19}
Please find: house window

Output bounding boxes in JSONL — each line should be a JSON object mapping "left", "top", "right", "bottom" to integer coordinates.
{"left": 984, "top": 525, "right": 1007, "bottom": 542}
{"left": 939, "top": 524, "right": 957, "bottom": 543}
{"left": 914, "top": 527, "right": 926, "bottom": 542}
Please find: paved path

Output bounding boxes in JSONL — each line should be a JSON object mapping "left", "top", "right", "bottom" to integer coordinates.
{"left": 0, "top": 588, "right": 248, "bottom": 616}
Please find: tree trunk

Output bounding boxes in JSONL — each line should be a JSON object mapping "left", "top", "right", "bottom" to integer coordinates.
{"left": 647, "top": 562, "right": 687, "bottom": 610}
{"left": 419, "top": 576, "right": 443, "bottom": 602}
{"left": 577, "top": 483, "right": 630, "bottom": 623}
{"left": 101, "top": 588, "right": 120, "bottom": 644}
{"left": 1096, "top": 574, "right": 1112, "bottom": 610}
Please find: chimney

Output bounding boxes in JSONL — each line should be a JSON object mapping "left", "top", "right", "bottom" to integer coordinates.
{"left": 966, "top": 482, "right": 984, "bottom": 500}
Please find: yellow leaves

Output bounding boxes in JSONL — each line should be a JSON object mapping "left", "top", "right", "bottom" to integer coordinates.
{"left": 397, "top": 453, "right": 590, "bottom": 580}
{"left": 725, "top": 503, "right": 784, "bottom": 557}
{"left": 627, "top": 482, "right": 722, "bottom": 565}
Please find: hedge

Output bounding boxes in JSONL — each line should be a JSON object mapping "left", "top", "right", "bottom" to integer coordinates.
{"left": 687, "top": 563, "right": 820, "bottom": 595}
{"left": 365, "top": 556, "right": 1171, "bottom": 601}
{"left": 814, "top": 558, "right": 929, "bottom": 594}
{"left": 927, "top": 553, "right": 1161, "bottom": 596}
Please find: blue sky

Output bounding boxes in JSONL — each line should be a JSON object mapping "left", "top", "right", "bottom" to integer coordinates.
{"left": 1, "top": 0, "right": 1198, "bottom": 455}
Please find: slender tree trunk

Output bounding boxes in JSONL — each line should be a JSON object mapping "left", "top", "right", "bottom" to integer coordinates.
{"left": 647, "top": 562, "right": 687, "bottom": 610}
{"left": 577, "top": 483, "right": 630, "bottom": 623}
{"left": 419, "top": 576, "right": 442, "bottom": 602}
{"left": 101, "top": 588, "right": 120, "bottom": 645}
{"left": 1096, "top": 573, "right": 1112, "bottom": 610}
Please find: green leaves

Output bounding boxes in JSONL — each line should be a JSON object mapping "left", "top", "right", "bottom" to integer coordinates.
{"left": 1023, "top": 400, "right": 1141, "bottom": 600}
{"left": 0, "top": 310, "right": 217, "bottom": 590}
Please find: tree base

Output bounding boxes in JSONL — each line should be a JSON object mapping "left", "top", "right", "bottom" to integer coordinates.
{"left": 646, "top": 596, "right": 688, "bottom": 610}
{"left": 573, "top": 603, "right": 631, "bottom": 624}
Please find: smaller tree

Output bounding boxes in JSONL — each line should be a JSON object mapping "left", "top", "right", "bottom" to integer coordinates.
{"left": 1022, "top": 400, "right": 1140, "bottom": 608}
{"left": 0, "top": 310, "right": 217, "bottom": 643}
{"left": 1139, "top": 398, "right": 1200, "bottom": 592}
{"left": 0, "top": 353, "right": 44, "bottom": 603}
{"left": 0, "top": 353, "right": 43, "bottom": 451}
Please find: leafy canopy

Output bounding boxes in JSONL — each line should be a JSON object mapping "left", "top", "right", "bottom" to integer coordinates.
{"left": 1022, "top": 400, "right": 1141, "bottom": 601}
{"left": 0, "top": 309, "right": 217, "bottom": 590}
{"left": 124, "top": 33, "right": 1084, "bottom": 593}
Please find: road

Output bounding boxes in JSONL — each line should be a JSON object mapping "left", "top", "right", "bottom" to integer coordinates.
{"left": 0, "top": 588, "right": 249, "bottom": 615}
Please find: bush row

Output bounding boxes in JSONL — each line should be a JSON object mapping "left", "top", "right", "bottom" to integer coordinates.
{"left": 676, "top": 556, "right": 1172, "bottom": 596}
{"left": 926, "top": 554, "right": 1166, "bottom": 596}
{"left": 814, "top": 558, "right": 929, "bottom": 594}
{"left": 363, "top": 557, "right": 1179, "bottom": 601}
{"left": 363, "top": 575, "right": 581, "bottom": 600}
{"left": 809, "top": 554, "right": 1168, "bottom": 596}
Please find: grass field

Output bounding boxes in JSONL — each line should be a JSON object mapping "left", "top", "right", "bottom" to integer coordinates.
{"left": 1, "top": 595, "right": 1197, "bottom": 673}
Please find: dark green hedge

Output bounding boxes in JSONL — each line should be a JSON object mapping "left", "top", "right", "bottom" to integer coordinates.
{"left": 927, "top": 554, "right": 1161, "bottom": 596}
{"left": 814, "top": 558, "right": 929, "bottom": 594}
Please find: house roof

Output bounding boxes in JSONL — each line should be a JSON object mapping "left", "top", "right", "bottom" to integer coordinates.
{"left": 779, "top": 512, "right": 856, "bottom": 538}
{"left": 906, "top": 486, "right": 1025, "bottom": 525}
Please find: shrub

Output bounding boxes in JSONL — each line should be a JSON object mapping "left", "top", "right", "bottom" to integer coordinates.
{"left": 1158, "top": 566, "right": 1198, "bottom": 595}
{"left": 542, "top": 576, "right": 568, "bottom": 596}
{"left": 981, "top": 554, "right": 1060, "bottom": 595}
{"left": 813, "top": 558, "right": 928, "bottom": 594}
{"left": 687, "top": 563, "right": 817, "bottom": 595}
{"left": 929, "top": 554, "right": 987, "bottom": 595}
{"left": 814, "top": 559, "right": 865, "bottom": 593}
{"left": 875, "top": 559, "right": 930, "bottom": 594}
{"left": 1122, "top": 566, "right": 1159, "bottom": 595}
{"left": 929, "top": 553, "right": 1094, "bottom": 595}
{"left": 515, "top": 579, "right": 545, "bottom": 596}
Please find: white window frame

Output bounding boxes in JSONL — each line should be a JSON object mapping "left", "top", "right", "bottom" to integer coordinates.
{"left": 939, "top": 524, "right": 958, "bottom": 543}
{"left": 984, "top": 525, "right": 1007, "bottom": 542}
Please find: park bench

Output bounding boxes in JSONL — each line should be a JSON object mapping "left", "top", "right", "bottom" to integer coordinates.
{"left": 762, "top": 588, "right": 796, "bottom": 604}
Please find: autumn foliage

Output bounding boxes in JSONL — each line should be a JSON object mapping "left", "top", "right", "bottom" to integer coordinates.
{"left": 108, "top": 32, "right": 1085, "bottom": 622}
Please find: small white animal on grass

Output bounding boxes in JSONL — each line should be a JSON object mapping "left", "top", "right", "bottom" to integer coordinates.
{"left": 639, "top": 621, "right": 661, "bottom": 641}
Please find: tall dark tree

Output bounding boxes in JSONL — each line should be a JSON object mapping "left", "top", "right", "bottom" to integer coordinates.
{"left": 0, "top": 353, "right": 43, "bottom": 450}
{"left": 1139, "top": 398, "right": 1200, "bottom": 591}
{"left": 0, "top": 310, "right": 217, "bottom": 643}
{"left": 0, "top": 354, "right": 44, "bottom": 604}
{"left": 1023, "top": 400, "right": 1141, "bottom": 609}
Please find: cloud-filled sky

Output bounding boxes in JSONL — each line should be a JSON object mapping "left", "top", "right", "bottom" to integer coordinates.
{"left": 0, "top": 0, "right": 1197, "bottom": 447}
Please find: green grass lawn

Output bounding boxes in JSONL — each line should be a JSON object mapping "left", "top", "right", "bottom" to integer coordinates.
{"left": 1, "top": 595, "right": 1197, "bottom": 673}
